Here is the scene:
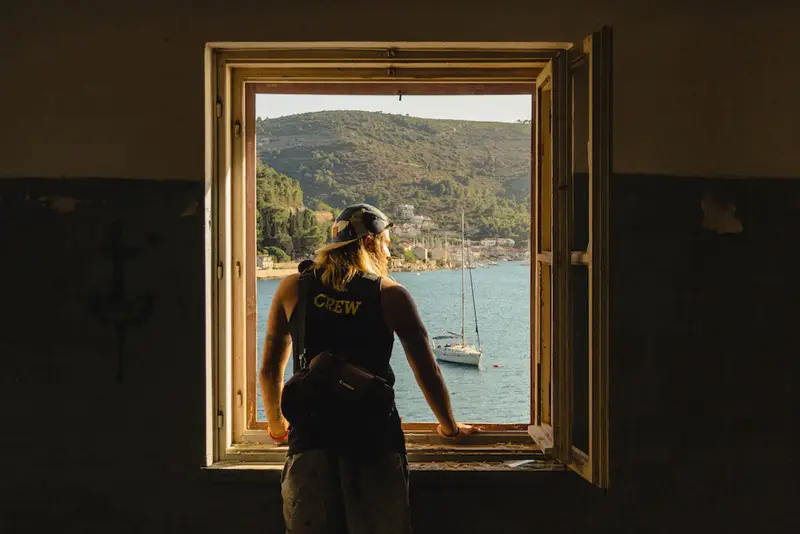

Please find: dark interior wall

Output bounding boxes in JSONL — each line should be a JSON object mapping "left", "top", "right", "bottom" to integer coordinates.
{"left": 608, "top": 176, "right": 799, "bottom": 533}
{"left": 1, "top": 1, "right": 798, "bottom": 532}
{"left": 2, "top": 176, "right": 796, "bottom": 533}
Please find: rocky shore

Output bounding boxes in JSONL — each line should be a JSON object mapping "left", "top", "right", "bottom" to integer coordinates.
{"left": 255, "top": 260, "right": 450, "bottom": 280}
{"left": 254, "top": 258, "right": 523, "bottom": 280}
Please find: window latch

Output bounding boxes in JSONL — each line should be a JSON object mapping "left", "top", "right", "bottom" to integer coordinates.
{"left": 217, "top": 410, "right": 224, "bottom": 429}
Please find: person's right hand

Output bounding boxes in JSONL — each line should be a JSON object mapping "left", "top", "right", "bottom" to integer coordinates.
{"left": 268, "top": 418, "right": 290, "bottom": 443}
{"left": 436, "top": 423, "right": 480, "bottom": 443}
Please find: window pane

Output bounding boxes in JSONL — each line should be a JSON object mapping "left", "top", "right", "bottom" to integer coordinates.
{"left": 537, "top": 260, "right": 552, "bottom": 426}
{"left": 571, "top": 264, "right": 589, "bottom": 453}
{"left": 570, "top": 56, "right": 590, "bottom": 454}
{"left": 571, "top": 61, "right": 590, "bottom": 252}
{"left": 538, "top": 85, "right": 552, "bottom": 253}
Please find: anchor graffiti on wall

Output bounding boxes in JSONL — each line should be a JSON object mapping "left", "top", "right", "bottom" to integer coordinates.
{"left": 88, "top": 221, "right": 153, "bottom": 382}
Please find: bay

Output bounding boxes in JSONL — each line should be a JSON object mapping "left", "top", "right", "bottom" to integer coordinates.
{"left": 255, "top": 261, "right": 530, "bottom": 423}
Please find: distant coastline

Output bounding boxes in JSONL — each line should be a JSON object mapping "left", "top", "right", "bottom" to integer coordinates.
{"left": 256, "top": 267, "right": 299, "bottom": 280}
{"left": 255, "top": 259, "right": 524, "bottom": 280}
{"left": 255, "top": 261, "right": 447, "bottom": 280}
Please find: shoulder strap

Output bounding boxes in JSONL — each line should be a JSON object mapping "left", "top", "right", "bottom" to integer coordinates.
{"left": 361, "top": 272, "right": 380, "bottom": 283}
{"left": 293, "top": 273, "right": 311, "bottom": 371}
{"left": 359, "top": 272, "right": 383, "bottom": 299}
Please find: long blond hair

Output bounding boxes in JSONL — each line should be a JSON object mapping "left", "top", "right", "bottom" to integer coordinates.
{"left": 314, "top": 233, "right": 390, "bottom": 291}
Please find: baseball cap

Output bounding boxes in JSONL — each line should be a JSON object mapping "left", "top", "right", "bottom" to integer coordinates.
{"left": 317, "top": 203, "right": 393, "bottom": 253}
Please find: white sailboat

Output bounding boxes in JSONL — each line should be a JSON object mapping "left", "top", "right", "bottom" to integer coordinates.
{"left": 432, "top": 210, "right": 482, "bottom": 367}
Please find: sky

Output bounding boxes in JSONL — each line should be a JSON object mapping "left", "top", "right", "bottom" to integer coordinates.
{"left": 255, "top": 94, "right": 532, "bottom": 123}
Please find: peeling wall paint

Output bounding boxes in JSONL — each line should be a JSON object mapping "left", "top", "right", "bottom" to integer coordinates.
{"left": 700, "top": 191, "right": 743, "bottom": 234}
{"left": 37, "top": 195, "right": 80, "bottom": 213}
{"left": 180, "top": 201, "right": 198, "bottom": 217}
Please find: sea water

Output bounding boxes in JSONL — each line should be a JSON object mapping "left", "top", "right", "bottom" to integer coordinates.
{"left": 255, "top": 261, "right": 530, "bottom": 423}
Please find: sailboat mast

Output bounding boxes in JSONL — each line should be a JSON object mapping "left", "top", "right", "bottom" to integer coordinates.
{"left": 466, "top": 240, "right": 482, "bottom": 351}
{"left": 461, "top": 210, "right": 466, "bottom": 346}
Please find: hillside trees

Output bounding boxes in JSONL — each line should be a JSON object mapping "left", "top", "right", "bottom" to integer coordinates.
{"left": 255, "top": 110, "right": 532, "bottom": 243}
{"left": 255, "top": 162, "right": 327, "bottom": 259}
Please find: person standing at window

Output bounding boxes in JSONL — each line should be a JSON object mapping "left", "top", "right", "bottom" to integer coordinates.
{"left": 260, "top": 203, "right": 477, "bottom": 534}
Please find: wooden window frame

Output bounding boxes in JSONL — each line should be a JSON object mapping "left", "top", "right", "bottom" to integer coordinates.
{"left": 204, "top": 39, "right": 610, "bottom": 482}
{"left": 565, "top": 28, "right": 612, "bottom": 488}
{"left": 527, "top": 28, "right": 612, "bottom": 488}
{"left": 244, "top": 81, "right": 535, "bottom": 439}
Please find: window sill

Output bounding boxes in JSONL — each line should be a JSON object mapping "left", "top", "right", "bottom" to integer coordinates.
{"left": 206, "top": 431, "right": 564, "bottom": 483}
{"left": 204, "top": 457, "right": 565, "bottom": 485}
{"left": 227, "top": 430, "right": 543, "bottom": 462}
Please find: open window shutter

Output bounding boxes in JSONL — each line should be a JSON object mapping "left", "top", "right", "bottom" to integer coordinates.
{"left": 529, "top": 51, "right": 572, "bottom": 463}
{"left": 565, "top": 26, "right": 612, "bottom": 488}
{"left": 530, "top": 27, "right": 612, "bottom": 488}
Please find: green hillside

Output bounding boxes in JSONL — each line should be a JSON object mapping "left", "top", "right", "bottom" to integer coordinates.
{"left": 256, "top": 110, "right": 531, "bottom": 242}
{"left": 255, "top": 162, "right": 327, "bottom": 259}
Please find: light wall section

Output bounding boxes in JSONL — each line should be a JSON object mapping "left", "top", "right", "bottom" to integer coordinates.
{"left": 0, "top": 0, "right": 798, "bottom": 180}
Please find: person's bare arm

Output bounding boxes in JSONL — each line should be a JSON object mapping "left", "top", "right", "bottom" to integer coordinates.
{"left": 259, "top": 275, "right": 297, "bottom": 439}
{"left": 382, "top": 280, "right": 474, "bottom": 438}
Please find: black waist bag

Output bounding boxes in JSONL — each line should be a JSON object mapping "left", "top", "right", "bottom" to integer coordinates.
{"left": 281, "top": 351, "right": 395, "bottom": 427}
{"left": 280, "top": 275, "right": 395, "bottom": 428}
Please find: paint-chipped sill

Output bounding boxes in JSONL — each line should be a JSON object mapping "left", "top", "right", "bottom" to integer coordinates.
{"left": 207, "top": 431, "right": 563, "bottom": 478}
{"left": 230, "top": 430, "right": 540, "bottom": 458}
{"left": 204, "top": 456, "right": 564, "bottom": 484}
{"left": 207, "top": 458, "right": 562, "bottom": 472}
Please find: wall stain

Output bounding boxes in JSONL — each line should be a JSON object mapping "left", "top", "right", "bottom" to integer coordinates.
{"left": 180, "top": 200, "right": 198, "bottom": 217}
{"left": 701, "top": 191, "right": 743, "bottom": 234}
{"left": 87, "top": 221, "right": 153, "bottom": 382}
{"left": 37, "top": 195, "right": 80, "bottom": 213}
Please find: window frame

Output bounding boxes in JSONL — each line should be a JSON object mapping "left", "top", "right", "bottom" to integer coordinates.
{"left": 204, "top": 40, "right": 609, "bottom": 478}
{"left": 566, "top": 28, "right": 612, "bottom": 488}
{"left": 243, "top": 81, "right": 536, "bottom": 437}
{"left": 526, "top": 28, "right": 612, "bottom": 488}
{"left": 528, "top": 52, "right": 573, "bottom": 461}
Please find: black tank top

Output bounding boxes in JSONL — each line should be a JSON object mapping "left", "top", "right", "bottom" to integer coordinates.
{"left": 286, "top": 269, "right": 405, "bottom": 456}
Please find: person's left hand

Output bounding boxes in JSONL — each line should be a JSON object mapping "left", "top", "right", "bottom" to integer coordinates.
{"left": 436, "top": 423, "right": 481, "bottom": 443}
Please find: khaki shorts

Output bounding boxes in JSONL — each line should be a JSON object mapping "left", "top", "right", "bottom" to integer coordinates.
{"left": 281, "top": 450, "right": 412, "bottom": 534}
